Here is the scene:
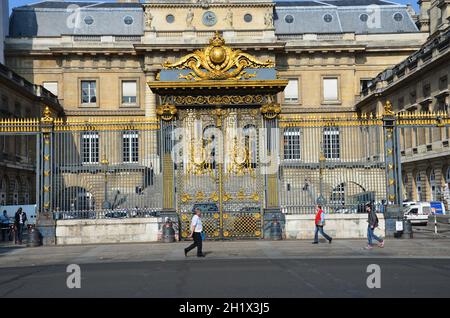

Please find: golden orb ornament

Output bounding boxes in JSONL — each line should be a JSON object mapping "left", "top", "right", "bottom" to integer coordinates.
{"left": 210, "top": 46, "right": 226, "bottom": 64}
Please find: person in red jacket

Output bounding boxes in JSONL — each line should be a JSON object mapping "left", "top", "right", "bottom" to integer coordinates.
{"left": 313, "top": 205, "right": 332, "bottom": 244}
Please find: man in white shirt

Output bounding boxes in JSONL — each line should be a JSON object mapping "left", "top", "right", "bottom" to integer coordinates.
{"left": 184, "top": 208, "right": 205, "bottom": 257}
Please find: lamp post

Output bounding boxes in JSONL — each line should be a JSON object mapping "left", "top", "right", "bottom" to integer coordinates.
{"left": 101, "top": 157, "right": 111, "bottom": 209}
{"left": 317, "top": 142, "right": 326, "bottom": 206}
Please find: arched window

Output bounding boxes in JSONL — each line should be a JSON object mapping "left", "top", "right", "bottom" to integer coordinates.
{"left": 0, "top": 177, "right": 6, "bottom": 205}
{"left": 330, "top": 183, "right": 345, "bottom": 207}
{"left": 430, "top": 170, "right": 437, "bottom": 201}
{"left": 416, "top": 174, "right": 422, "bottom": 201}
{"left": 12, "top": 178, "right": 19, "bottom": 205}
{"left": 283, "top": 127, "right": 301, "bottom": 160}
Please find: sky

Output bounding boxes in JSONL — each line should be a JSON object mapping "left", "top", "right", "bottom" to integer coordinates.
{"left": 6, "top": 0, "right": 420, "bottom": 14}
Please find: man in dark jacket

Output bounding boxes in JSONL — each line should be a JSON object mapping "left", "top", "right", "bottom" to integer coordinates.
{"left": 366, "top": 204, "right": 384, "bottom": 249}
{"left": 14, "top": 208, "right": 27, "bottom": 245}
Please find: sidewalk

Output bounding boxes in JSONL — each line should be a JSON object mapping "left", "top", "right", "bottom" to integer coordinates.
{"left": 1, "top": 238, "right": 450, "bottom": 268}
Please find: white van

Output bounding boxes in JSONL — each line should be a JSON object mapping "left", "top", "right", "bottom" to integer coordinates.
{"left": 403, "top": 202, "right": 432, "bottom": 225}
{"left": 0, "top": 205, "right": 37, "bottom": 225}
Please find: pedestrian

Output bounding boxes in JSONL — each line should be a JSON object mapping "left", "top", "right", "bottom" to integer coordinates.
{"left": 312, "top": 204, "right": 332, "bottom": 244}
{"left": 184, "top": 208, "right": 205, "bottom": 257}
{"left": 1, "top": 210, "right": 9, "bottom": 241}
{"left": 365, "top": 203, "right": 384, "bottom": 249}
{"left": 14, "top": 207, "right": 27, "bottom": 245}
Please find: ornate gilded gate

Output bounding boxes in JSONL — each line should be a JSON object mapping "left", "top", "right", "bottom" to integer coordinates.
{"left": 149, "top": 32, "right": 288, "bottom": 240}
{"left": 176, "top": 108, "right": 264, "bottom": 239}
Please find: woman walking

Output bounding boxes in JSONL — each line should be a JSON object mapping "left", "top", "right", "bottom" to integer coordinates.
{"left": 312, "top": 205, "right": 332, "bottom": 244}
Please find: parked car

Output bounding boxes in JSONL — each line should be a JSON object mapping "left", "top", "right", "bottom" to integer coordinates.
{"left": 404, "top": 202, "right": 432, "bottom": 225}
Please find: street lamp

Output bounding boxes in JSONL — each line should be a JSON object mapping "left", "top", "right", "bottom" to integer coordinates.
{"left": 101, "top": 157, "right": 111, "bottom": 209}
{"left": 317, "top": 142, "right": 326, "bottom": 206}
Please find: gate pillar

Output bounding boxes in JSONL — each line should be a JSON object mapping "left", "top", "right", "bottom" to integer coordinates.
{"left": 36, "top": 106, "right": 56, "bottom": 245}
{"left": 261, "top": 104, "right": 285, "bottom": 239}
{"left": 382, "top": 101, "right": 403, "bottom": 237}
{"left": 158, "top": 105, "right": 179, "bottom": 238}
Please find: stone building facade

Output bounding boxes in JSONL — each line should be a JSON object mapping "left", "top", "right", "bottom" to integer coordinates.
{"left": 2, "top": 0, "right": 434, "bottom": 215}
{"left": 356, "top": 0, "right": 450, "bottom": 204}
{"left": 0, "top": 63, "right": 63, "bottom": 206}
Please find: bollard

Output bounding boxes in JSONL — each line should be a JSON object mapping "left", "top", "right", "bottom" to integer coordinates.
{"left": 162, "top": 219, "right": 176, "bottom": 243}
{"left": 270, "top": 219, "right": 282, "bottom": 240}
{"left": 27, "top": 226, "right": 42, "bottom": 247}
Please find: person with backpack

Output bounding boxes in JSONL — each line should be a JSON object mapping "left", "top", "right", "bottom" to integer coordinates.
{"left": 184, "top": 207, "right": 205, "bottom": 257}
{"left": 365, "top": 203, "right": 384, "bottom": 249}
{"left": 14, "top": 207, "right": 27, "bottom": 245}
{"left": 312, "top": 204, "right": 332, "bottom": 244}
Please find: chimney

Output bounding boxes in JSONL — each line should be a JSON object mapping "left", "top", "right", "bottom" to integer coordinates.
{"left": 417, "top": 0, "right": 431, "bottom": 33}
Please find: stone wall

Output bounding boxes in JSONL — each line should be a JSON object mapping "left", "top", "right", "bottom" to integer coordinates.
{"left": 56, "top": 218, "right": 160, "bottom": 245}
{"left": 284, "top": 213, "right": 385, "bottom": 240}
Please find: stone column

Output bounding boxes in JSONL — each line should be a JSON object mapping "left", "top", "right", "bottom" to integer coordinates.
{"left": 145, "top": 72, "right": 157, "bottom": 118}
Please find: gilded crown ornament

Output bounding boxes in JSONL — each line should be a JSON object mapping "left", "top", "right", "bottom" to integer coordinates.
{"left": 163, "top": 31, "right": 275, "bottom": 81}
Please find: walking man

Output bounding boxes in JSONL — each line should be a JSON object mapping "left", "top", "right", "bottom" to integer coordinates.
{"left": 312, "top": 205, "right": 332, "bottom": 244}
{"left": 184, "top": 208, "right": 205, "bottom": 257}
{"left": 14, "top": 207, "right": 27, "bottom": 245}
{"left": 365, "top": 203, "right": 384, "bottom": 249}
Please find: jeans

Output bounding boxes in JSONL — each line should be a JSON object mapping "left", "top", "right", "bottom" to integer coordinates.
{"left": 367, "top": 226, "right": 383, "bottom": 245}
{"left": 314, "top": 225, "right": 332, "bottom": 243}
{"left": 185, "top": 232, "right": 203, "bottom": 256}
{"left": 15, "top": 224, "right": 25, "bottom": 243}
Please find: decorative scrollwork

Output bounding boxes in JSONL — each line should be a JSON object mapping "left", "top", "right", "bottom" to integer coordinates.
{"left": 156, "top": 103, "right": 177, "bottom": 121}
{"left": 163, "top": 31, "right": 275, "bottom": 81}
{"left": 261, "top": 103, "right": 281, "bottom": 120}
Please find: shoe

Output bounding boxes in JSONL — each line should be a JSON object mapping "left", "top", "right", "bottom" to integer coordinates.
{"left": 364, "top": 245, "right": 373, "bottom": 250}
{"left": 329, "top": 238, "right": 333, "bottom": 244}
{"left": 378, "top": 241, "right": 384, "bottom": 248}
{"left": 197, "top": 254, "right": 205, "bottom": 257}
{"left": 312, "top": 242, "right": 318, "bottom": 244}
{"left": 184, "top": 249, "right": 188, "bottom": 257}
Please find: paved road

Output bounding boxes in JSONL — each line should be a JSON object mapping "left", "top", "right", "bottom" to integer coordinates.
{"left": 1, "top": 258, "right": 450, "bottom": 297}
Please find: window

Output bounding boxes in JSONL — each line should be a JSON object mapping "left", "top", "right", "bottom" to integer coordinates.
{"left": 122, "top": 81, "right": 137, "bottom": 105}
{"left": 81, "top": 132, "right": 99, "bottom": 164}
{"left": 439, "top": 75, "right": 448, "bottom": 91}
{"left": 323, "top": 14, "right": 333, "bottom": 23}
{"left": 285, "top": 15, "right": 294, "bottom": 23}
{"left": 323, "top": 77, "right": 339, "bottom": 102}
{"left": 244, "top": 14, "right": 252, "bottom": 23}
{"left": 283, "top": 128, "right": 301, "bottom": 160}
{"left": 124, "top": 16, "right": 134, "bottom": 25}
{"left": 423, "top": 83, "right": 431, "bottom": 98}
{"left": 84, "top": 16, "right": 94, "bottom": 25}
{"left": 409, "top": 90, "right": 416, "bottom": 104}
{"left": 166, "top": 14, "right": 175, "bottom": 23}
{"left": 123, "top": 131, "right": 139, "bottom": 163}
{"left": 323, "top": 127, "right": 340, "bottom": 160}
{"left": 416, "top": 174, "right": 422, "bottom": 201}
{"left": 393, "top": 13, "right": 403, "bottom": 22}
{"left": 360, "top": 79, "right": 371, "bottom": 92}
{"left": 359, "top": 14, "right": 369, "bottom": 22}
{"left": 430, "top": 170, "right": 439, "bottom": 201}
{"left": 330, "top": 183, "right": 345, "bottom": 206}
{"left": 81, "top": 81, "right": 97, "bottom": 105}
{"left": 284, "top": 79, "right": 299, "bottom": 103}
{"left": 43, "top": 82, "right": 58, "bottom": 96}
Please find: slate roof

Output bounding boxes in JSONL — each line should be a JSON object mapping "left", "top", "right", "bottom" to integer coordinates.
{"left": 8, "top": 0, "right": 419, "bottom": 37}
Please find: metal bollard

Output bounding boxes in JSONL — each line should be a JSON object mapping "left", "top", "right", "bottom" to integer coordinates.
{"left": 26, "top": 225, "right": 42, "bottom": 247}
{"left": 162, "top": 219, "right": 176, "bottom": 243}
{"left": 270, "top": 219, "right": 282, "bottom": 240}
